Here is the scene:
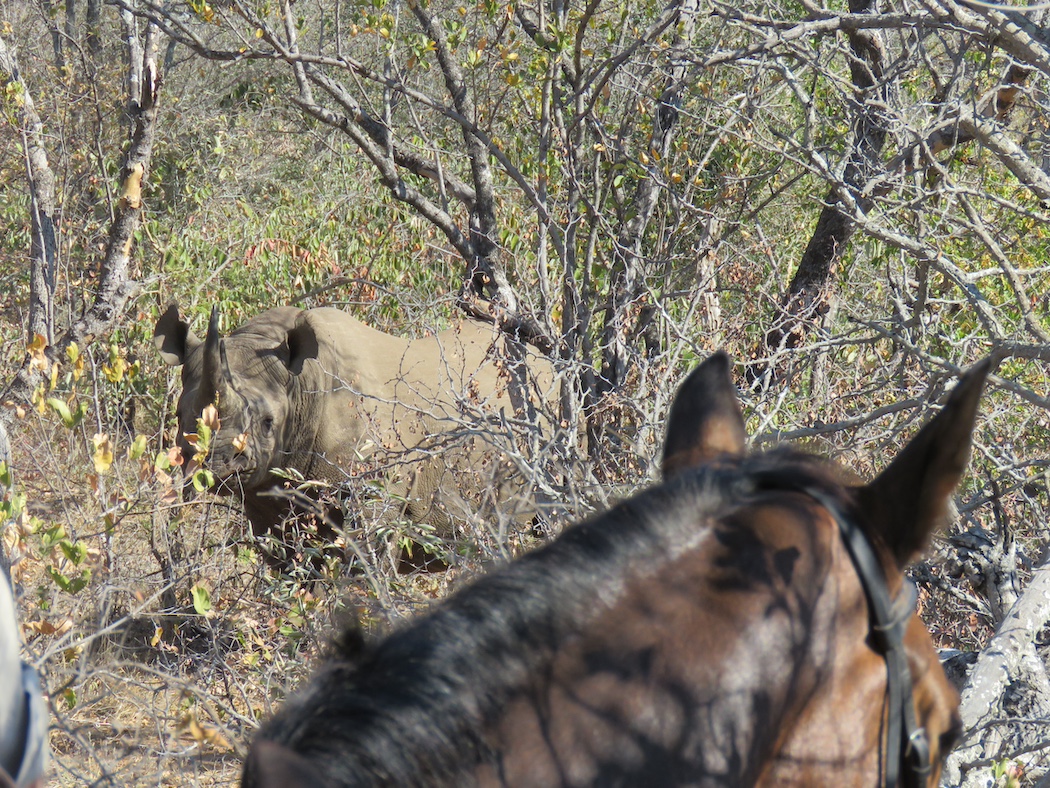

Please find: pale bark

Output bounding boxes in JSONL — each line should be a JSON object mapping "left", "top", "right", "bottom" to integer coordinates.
{"left": 0, "top": 36, "right": 58, "bottom": 347}
{"left": 944, "top": 561, "right": 1050, "bottom": 786}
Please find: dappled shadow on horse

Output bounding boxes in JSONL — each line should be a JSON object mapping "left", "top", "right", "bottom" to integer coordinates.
{"left": 242, "top": 351, "right": 989, "bottom": 787}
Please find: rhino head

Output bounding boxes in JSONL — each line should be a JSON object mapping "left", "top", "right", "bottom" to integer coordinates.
{"left": 154, "top": 304, "right": 319, "bottom": 495}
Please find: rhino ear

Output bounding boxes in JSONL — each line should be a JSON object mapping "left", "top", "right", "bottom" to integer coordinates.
{"left": 154, "top": 304, "right": 199, "bottom": 367}
{"left": 284, "top": 318, "right": 321, "bottom": 375}
{"left": 662, "top": 351, "right": 747, "bottom": 480}
{"left": 857, "top": 358, "right": 991, "bottom": 569}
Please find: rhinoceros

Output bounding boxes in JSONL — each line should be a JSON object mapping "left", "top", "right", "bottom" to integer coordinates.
{"left": 154, "top": 304, "right": 547, "bottom": 570}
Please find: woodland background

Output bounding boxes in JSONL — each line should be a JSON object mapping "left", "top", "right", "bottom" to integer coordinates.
{"left": 1, "top": 0, "right": 1049, "bottom": 784}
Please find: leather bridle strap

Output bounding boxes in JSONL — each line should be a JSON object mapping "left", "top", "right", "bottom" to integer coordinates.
{"left": 803, "top": 487, "right": 932, "bottom": 788}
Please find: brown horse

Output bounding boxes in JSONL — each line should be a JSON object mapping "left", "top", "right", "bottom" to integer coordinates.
{"left": 242, "top": 352, "right": 989, "bottom": 787}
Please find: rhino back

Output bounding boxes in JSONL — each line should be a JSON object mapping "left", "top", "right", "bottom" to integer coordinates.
{"left": 285, "top": 309, "right": 412, "bottom": 477}
{"left": 291, "top": 314, "right": 509, "bottom": 477}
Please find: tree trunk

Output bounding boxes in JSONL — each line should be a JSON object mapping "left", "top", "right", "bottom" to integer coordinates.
{"left": 39, "top": 0, "right": 65, "bottom": 69}
{"left": 86, "top": 0, "right": 101, "bottom": 57}
{"left": 597, "top": 0, "right": 700, "bottom": 399}
{"left": 749, "top": 58, "right": 1032, "bottom": 388}
{"left": 0, "top": 37, "right": 59, "bottom": 347}
{"left": 944, "top": 559, "right": 1050, "bottom": 786}
{"left": 65, "top": 0, "right": 77, "bottom": 59}
{"left": 748, "top": 0, "right": 888, "bottom": 388}
{"left": 64, "top": 16, "right": 161, "bottom": 341}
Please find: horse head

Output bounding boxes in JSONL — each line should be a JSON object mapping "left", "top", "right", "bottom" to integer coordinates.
{"left": 243, "top": 352, "right": 989, "bottom": 787}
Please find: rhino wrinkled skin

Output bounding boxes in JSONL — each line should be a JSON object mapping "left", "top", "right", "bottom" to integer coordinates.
{"left": 154, "top": 305, "right": 543, "bottom": 568}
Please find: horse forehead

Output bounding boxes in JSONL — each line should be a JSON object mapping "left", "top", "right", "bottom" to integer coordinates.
{"left": 484, "top": 497, "right": 856, "bottom": 784}
{"left": 717, "top": 493, "right": 841, "bottom": 569}
{"left": 589, "top": 495, "right": 843, "bottom": 657}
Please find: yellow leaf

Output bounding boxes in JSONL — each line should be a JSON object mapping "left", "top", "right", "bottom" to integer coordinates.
{"left": 25, "top": 617, "right": 73, "bottom": 636}
{"left": 67, "top": 342, "right": 84, "bottom": 381}
{"left": 103, "top": 357, "right": 126, "bottom": 383}
{"left": 27, "top": 334, "right": 49, "bottom": 373}
{"left": 92, "top": 433, "right": 114, "bottom": 474}
{"left": 128, "top": 434, "right": 148, "bottom": 461}
{"left": 180, "top": 709, "right": 232, "bottom": 752}
{"left": 151, "top": 626, "right": 163, "bottom": 647}
{"left": 232, "top": 433, "right": 248, "bottom": 453}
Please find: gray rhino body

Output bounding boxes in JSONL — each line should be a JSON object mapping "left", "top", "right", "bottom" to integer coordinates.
{"left": 155, "top": 305, "right": 540, "bottom": 568}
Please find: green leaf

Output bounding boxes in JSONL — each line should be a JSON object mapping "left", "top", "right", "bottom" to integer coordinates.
{"left": 47, "top": 566, "right": 90, "bottom": 594}
{"left": 129, "top": 434, "right": 149, "bottom": 461}
{"left": 191, "top": 584, "right": 212, "bottom": 616}
{"left": 192, "top": 468, "right": 215, "bottom": 492}
{"left": 47, "top": 397, "right": 72, "bottom": 425}
{"left": 60, "top": 541, "right": 88, "bottom": 566}
{"left": 46, "top": 398, "right": 86, "bottom": 429}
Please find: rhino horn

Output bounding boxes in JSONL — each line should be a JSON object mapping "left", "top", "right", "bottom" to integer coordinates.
{"left": 202, "top": 306, "right": 223, "bottom": 406}
{"left": 219, "top": 339, "right": 234, "bottom": 387}
{"left": 218, "top": 338, "right": 247, "bottom": 410}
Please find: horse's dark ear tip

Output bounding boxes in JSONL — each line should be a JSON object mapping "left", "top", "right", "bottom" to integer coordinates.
{"left": 953, "top": 356, "right": 994, "bottom": 401}
{"left": 689, "top": 350, "right": 733, "bottom": 381}
{"left": 708, "top": 349, "right": 732, "bottom": 368}
{"left": 969, "top": 355, "right": 994, "bottom": 381}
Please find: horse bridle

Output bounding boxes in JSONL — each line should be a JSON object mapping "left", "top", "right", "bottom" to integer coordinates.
{"left": 804, "top": 486, "right": 933, "bottom": 788}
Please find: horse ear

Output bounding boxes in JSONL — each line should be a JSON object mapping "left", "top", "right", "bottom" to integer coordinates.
{"left": 153, "top": 304, "right": 199, "bottom": 367}
{"left": 662, "top": 351, "right": 747, "bottom": 479}
{"left": 243, "top": 740, "right": 330, "bottom": 788}
{"left": 858, "top": 358, "right": 992, "bottom": 568}
{"left": 285, "top": 318, "right": 321, "bottom": 375}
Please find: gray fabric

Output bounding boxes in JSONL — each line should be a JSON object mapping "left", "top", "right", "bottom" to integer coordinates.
{"left": 0, "top": 572, "right": 47, "bottom": 787}
{"left": 12, "top": 664, "right": 46, "bottom": 787}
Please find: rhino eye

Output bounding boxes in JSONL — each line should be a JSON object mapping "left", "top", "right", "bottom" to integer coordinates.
{"left": 260, "top": 415, "right": 275, "bottom": 435}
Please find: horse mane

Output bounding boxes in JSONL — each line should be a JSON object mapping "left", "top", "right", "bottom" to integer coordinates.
{"left": 254, "top": 447, "right": 847, "bottom": 787}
